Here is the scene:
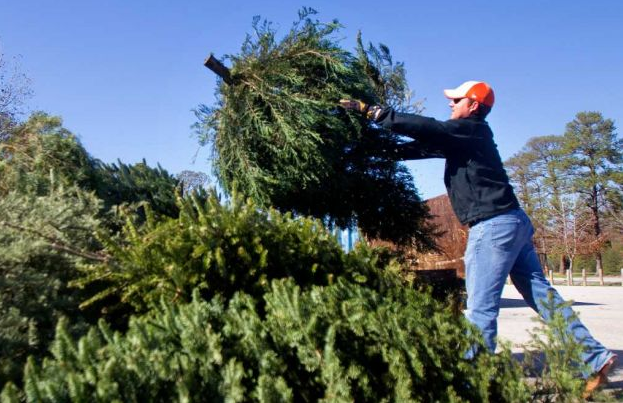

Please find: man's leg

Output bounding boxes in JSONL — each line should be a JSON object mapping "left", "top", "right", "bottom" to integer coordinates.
{"left": 508, "top": 211, "right": 615, "bottom": 376}
{"left": 464, "top": 210, "right": 524, "bottom": 353}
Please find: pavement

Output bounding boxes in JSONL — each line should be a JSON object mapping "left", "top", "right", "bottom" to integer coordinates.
{"left": 497, "top": 285, "right": 623, "bottom": 397}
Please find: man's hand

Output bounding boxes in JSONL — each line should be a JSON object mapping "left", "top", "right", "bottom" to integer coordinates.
{"left": 339, "top": 99, "right": 381, "bottom": 120}
{"left": 339, "top": 99, "right": 369, "bottom": 114}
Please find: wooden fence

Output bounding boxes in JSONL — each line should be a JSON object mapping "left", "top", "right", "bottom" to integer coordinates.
{"left": 543, "top": 268, "right": 623, "bottom": 286}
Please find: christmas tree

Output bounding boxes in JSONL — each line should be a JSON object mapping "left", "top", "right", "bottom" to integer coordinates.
{"left": 2, "top": 283, "right": 530, "bottom": 402}
{"left": 196, "top": 8, "right": 436, "bottom": 248}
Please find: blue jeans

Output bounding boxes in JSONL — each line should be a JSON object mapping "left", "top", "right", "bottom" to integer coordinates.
{"left": 464, "top": 208, "right": 614, "bottom": 376}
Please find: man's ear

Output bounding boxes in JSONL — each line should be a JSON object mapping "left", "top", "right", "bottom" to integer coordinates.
{"left": 468, "top": 100, "right": 480, "bottom": 114}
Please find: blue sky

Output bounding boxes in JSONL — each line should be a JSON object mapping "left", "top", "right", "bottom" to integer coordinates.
{"left": 1, "top": 0, "right": 622, "bottom": 199}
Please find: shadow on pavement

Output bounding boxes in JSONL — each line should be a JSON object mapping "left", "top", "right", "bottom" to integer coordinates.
{"left": 500, "top": 298, "right": 601, "bottom": 309}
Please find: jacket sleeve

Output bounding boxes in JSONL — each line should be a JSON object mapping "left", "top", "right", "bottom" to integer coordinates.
{"left": 373, "top": 107, "right": 477, "bottom": 153}
{"left": 384, "top": 140, "right": 445, "bottom": 161}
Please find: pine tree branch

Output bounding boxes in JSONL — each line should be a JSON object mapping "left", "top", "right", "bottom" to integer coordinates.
{"left": 0, "top": 220, "right": 110, "bottom": 262}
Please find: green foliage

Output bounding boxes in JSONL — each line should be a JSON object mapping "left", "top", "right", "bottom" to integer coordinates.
{"left": 0, "top": 112, "right": 182, "bottom": 222}
{"left": 196, "top": 9, "right": 436, "bottom": 248}
{"left": 0, "top": 154, "right": 593, "bottom": 402}
{"left": 0, "top": 186, "right": 534, "bottom": 401}
{"left": 92, "top": 158, "right": 181, "bottom": 219}
{"left": 565, "top": 242, "right": 623, "bottom": 275}
{"left": 505, "top": 135, "right": 566, "bottom": 221}
{"left": 523, "top": 294, "right": 590, "bottom": 402}
{"left": 0, "top": 185, "right": 102, "bottom": 386}
{"left": 3, "top": 281, "right": 530, "bottom": 402}
{"left": 0, "top": 112, "right": 96, "bottom": 196}
{"left": 0, "top": 114, "right": 196, "bottom": 386}
{"left": 602, "top": 241, "right": 623, "bottom": 275}
{"left": 354, "top": 32, "right": 420, "bottom": 113}
{"left": 75, "top": 189, "right": 402, "bottom": 315}
{"left": 562, "top": 112, "right": 622, "bottom": 203}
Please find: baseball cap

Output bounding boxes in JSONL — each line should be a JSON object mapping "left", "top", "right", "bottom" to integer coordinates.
{"left": 443, "top": 81, "right": 495, "bottom": 107}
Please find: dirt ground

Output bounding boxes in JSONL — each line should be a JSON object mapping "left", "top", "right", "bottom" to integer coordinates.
{"left": 497, "top": 284, "right": 623, "bottom": 398}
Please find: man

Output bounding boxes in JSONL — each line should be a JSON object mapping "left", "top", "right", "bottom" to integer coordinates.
{"left": 340, "top": 81, "right": 616, "bottom": 397}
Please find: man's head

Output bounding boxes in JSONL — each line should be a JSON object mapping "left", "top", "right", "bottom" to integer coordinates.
{"left": 444, "top": 81, "right": 494, "bottom": 120}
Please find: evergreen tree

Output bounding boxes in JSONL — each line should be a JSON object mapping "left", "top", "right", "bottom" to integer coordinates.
{"left": 523, "top": 295, "right": 591, "bottom": 401}
{"left": 0, "top": 170, "right": 589, "bottom": 402}
{"left": 561, "top": 111, "right": 622, "bottom": 274}
{"left": 196, "top": 9, "right": 436, "bottom": 249}
{"left": 2, "top": 282, "right": 530, "bottom": 402}
{"left": 0, "top": 112, "right": 182, "bottom": 222}
{"left": 74, "top": 189, "right": 401, "bottom": 316}
{"left": 92, "top": 158, "right": 181, "bottom": 220}
{"left": 0, "top": 112, "right": 184, "bottom": 384}
{"left": 0, "top": 184, "right": 102, "bottom": 386}
{"left": 505, "top": 150, "right": 539, "bottom": 218}
{"left": 0, "top": 112, "right": 96, "bottom": 196}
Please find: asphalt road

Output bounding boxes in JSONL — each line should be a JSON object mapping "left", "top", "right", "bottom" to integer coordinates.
{"left": 497, "top": 285, "right": 623, "bottom": 394}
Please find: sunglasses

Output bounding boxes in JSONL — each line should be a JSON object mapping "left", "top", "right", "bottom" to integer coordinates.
{"left": 452, "top": 98, "right": 465, "bottom": 104}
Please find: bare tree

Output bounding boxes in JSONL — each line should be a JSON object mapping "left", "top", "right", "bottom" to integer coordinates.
{"left": 506, "top": 135, "right": 568, "bottom": 273}
{"left": 561, "top": 199, "right": 594, "bottom": 273}
{"left": 0, "top": 47, "right": 33, "bottom": 141}
{"left": 177, "top": 170, "right": 210, "bottom": 195}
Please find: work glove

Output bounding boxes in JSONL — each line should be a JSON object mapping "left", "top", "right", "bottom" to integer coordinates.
{"left": 339, "top": 99, "right": 381, "bottom": 120}
{"left": 339, "top": 99, "right": 369, "bottom": 113}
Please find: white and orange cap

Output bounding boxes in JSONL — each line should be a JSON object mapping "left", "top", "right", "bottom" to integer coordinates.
{"left": 443, "top": 81, "right": 495, "bottom": 107}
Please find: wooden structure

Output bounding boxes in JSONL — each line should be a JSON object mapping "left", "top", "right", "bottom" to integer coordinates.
{"left": 418, "top": 194, "right": 468, "bottom": 278}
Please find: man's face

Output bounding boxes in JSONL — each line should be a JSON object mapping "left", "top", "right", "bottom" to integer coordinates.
{"left": 449, "top": 97, "right": 477, "bottom": 120}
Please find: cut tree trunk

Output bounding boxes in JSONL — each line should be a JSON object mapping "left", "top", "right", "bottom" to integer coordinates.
{"left": 203, "top": 54, "right": 234, "bottom": 85}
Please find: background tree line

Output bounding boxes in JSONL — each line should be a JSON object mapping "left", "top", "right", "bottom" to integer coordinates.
{"left": 505, "top": 112, "right": 622, "bottom": 277}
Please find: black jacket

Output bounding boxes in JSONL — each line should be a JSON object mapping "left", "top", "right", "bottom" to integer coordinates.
{"left": 374, "top": 108, "right": 519, "bottom": 226}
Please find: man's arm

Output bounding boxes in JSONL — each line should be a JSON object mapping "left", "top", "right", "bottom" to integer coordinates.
{"left": 339, "top": 100, "right": 475, "bottom": 155}
{"left": 383, "top": 140, "right": 445, "bottom": 161}
{"left": 373, "top": 107, "right": 479, "bottom": 154}
{"left": 373, "top": 108, "right": 449, "bottom": 140}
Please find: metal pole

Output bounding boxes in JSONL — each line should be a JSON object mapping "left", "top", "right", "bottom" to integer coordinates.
{"left": 347, "top": 228, "right": 353, "bottom": 252}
